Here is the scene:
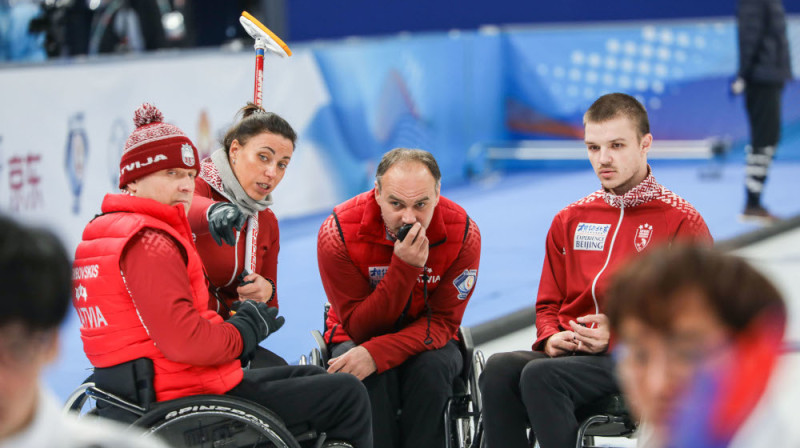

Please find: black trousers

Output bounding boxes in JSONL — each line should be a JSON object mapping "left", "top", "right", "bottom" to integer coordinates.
{"left": 332, "top": 340, "right": 462, "bottom": 448}
{"left": 745, "top": 81, "right": 784, "bottom": 149}
{"left": 744, "top": 82, "right": 784, "bottom": 206}
{"left": 226, "top": 365, "right": 373, "bottom": 448}
{"left": 479, "top": 351, "right": 619, "bottom": 448}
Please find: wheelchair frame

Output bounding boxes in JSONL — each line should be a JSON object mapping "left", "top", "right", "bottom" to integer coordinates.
{"left": 63, "top": 374, "right": 356, "bottom": 448}
{"left": 300, "top": 324, "right": 486, "bottom": 448}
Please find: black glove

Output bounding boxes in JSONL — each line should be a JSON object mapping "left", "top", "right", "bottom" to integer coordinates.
{"left": 227, "top": 300, "right": 285, "bottom": 361}
{"left": 208, "top": 202, "right": 246, "bottom": 246}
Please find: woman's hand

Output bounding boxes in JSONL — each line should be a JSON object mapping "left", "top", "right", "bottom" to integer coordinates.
{"left": 237, "top": 273, "right": 274, "bottom": 303}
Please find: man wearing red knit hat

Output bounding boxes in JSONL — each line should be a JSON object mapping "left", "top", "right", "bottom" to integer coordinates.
{"left": 72, "top": 103, "right": 372, "bottom": 447}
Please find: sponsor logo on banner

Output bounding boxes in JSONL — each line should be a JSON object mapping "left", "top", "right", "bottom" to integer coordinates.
{"left": 453, "top": 269, "right": 478, "bottom": 300}
{"left": 8, "top": 152, "right": 43, "bottom": 212}
{"left": 107, "top": 119, "right": 128, "bottom": 188}
{"left": 181, "top": 143, "right": 195, "bottom": 166}
{"left": 634, "top": 223, "right": 654, "bottom": 252}
{"left": 368, "top": 266, "right": 389, "bottom": 288}
{"left": 65, "top": 113, "right": 89, "bottom": 214}
{"left": 574, "top": 222, "right": 611, "bottom": 251}
{"left": 196, "top": 110, "right": 213, "bottom": 161}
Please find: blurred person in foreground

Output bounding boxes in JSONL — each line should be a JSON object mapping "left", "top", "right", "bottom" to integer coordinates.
{"left": 479, "top": 93, "right": 712, "bottom": 447}
{"left": 317, "top": 147, "right": 481, "bottom": 447}
{"left": 607, "top": 244, "right": 799, "bottom": 447}
{"left": 188, "top": 103, "right": 296, "bottom": 368}
{"left": 0, "top": 214, "right": 168, "bottom": 448}
{"left": 732, "top": 0, "right": 793, "bottom": 224}
{"left": 72, "top": 103, "right": 372, "bottom": 447}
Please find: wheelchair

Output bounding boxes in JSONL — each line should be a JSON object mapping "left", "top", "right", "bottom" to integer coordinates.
{"left": 63, "top": 358, "right": 354, "bottom": 448}
{"left": 470, "top": 391, "right": 636, "bottom": 448}
{"left": 573, "top": 393, "right": 636, "bottom": 448}
{"left": 299, "top": 309, "right": 485, "bottom": 448}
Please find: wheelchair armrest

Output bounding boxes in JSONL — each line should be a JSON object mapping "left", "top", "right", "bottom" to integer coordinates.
{"left": 575, "top": 394, "right": 630, "bottom": 420}
{"left": 311, "top": 329, "right": 330, "bottom": 365}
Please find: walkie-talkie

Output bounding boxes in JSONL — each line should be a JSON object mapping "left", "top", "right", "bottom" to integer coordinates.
{"left": 396, "top": 223, "right": 413, "bottom": 242}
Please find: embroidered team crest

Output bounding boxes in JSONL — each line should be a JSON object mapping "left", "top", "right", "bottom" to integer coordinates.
{"left": 453, "top": 269, "right": 478, "bottom": 300}
{"left": 574, "top": 222, "right": 611, "bottom": 251}
{"left": 634, "top": 223, "right": 653, "bottom": 252}
{"left": 368, "top": 266, "right": 389, "bottom": 287}
{"left": 181, "top": 143, "right": 195, "bottom": 166}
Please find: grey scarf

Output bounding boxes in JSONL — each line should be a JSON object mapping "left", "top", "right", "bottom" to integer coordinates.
{"left": 209, "top": 148, "right": 272, "bottom": 217}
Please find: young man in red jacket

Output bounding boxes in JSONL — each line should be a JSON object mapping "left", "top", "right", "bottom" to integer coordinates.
{"left": 317, "top": 148, "right": 481, "bottom": 448}
{"left": 73, "top": 104, "right": 372, "bottom": 447}
{"left": 478, "top": 93, "right": 713, "bottom": 448}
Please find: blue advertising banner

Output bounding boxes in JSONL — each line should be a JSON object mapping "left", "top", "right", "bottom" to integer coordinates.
{"left": 307, "top": 31, "right": 505, "bottom": 192}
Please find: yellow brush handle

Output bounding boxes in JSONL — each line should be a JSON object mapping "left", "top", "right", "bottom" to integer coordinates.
{"left": 241, "top": 11, "right": 292, "bottom": 56}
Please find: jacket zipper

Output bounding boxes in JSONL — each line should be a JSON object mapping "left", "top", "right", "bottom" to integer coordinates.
{"left": 590, "top": 203, "right": 624, "bottom": 321}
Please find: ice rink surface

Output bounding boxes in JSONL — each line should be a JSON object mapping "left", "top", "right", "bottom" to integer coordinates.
{"left": 45, "top": 159, "right": 800, "bottom": 404}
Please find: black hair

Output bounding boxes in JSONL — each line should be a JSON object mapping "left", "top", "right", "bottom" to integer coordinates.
{"left": 0, "top": 214, "right": 71, "bottom": 331}
{"left": 222, "top": 103, "right": 297, "bottom": 153}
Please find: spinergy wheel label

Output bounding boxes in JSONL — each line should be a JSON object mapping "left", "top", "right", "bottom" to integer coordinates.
{"left": 165, "top": 405, "right": 255, "bottom": 420}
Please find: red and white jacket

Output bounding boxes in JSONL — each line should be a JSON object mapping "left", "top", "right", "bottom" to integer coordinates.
{"left": 73, "top": 194, "right": 243, "bottom": 401}
{"left": 189, "top": 178, "right": 280, "bottom": 317}
{"left": 318, "top": 190, "right": 481, "bottom": 373}
{"left": 533, "top": 172, "right": 712, "bottom": 351}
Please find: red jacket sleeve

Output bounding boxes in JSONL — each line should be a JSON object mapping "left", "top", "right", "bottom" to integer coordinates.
{"left": 363, "top": 217, "right": 481, "bottom": 372}
{"left": 533, "top": 213, "right": 568, "bottom": 351}
{"left": 188, "top": 184, "right": 215, "bottom": 237}
{"left": 120, "top": 228, "right": 243, "bottom": 365}
{"left": 317, "top": 215, "right": 422, "bottom": 344}
{"left": 673, "top": 212, "right": 713, "bottom": 245}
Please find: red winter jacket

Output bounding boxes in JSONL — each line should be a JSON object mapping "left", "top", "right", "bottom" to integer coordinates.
{"left": 534, "top": 173, "right": 713, "bottom": 351}
{"left": 73, "top": 194, "right": 243, "bottom": 401}
{"left": 318, "top": 190, "right": 481, "bottom": 373}
{"left": 189, "top": 177, "right": 280, "bottom": 317}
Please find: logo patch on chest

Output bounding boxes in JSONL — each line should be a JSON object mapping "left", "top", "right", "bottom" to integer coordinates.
{"left": 574, "top": 222, "right": 611, "bottom": 251}
{"left": 634, "top": 223, "right": 654, "bottom": 252}
{"left": 368, "top": 266, "right": 389, "bottom": 287}
{"left": 453, "top": 269, "right": 478, "bottom": 300}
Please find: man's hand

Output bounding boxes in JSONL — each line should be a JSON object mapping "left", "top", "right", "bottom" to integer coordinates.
{"left": 327, "top": 345, "right": 377, "bottom": 380}
{"left": 208, "top": 202, "right": 247, "bottom": 246}
{"left": 569, "top": 314, "right": 610, "bottom": 354}
{"left": 227, "top": 301, "right": 285, "bottom": 361}
{"left": 393, "top": 222, "right": 429, "bottom": 268}
{"left": 237, "top": 272, "right": 274, "bottom": 303}
{"left": 544, "top": 330, "right": 579, "bottom": 357}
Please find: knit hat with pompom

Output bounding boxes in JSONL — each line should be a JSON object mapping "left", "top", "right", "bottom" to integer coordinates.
{"left": 118, "top": 103, "right": 199, "bottom": 188}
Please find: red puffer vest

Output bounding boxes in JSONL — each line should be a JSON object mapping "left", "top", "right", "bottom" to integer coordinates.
{"left": 324, "top": 190, "right": 470, "bottom": 343}
{"left": 73, "top": 194, "right": 242, "bottom": 401}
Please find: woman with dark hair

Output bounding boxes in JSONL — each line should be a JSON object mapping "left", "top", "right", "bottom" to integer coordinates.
{"left": 189, "top": 103, "right": 296, "bottom": 367}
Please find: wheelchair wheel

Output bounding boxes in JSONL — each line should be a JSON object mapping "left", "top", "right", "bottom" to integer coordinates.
{"left": 134, "top": 395, "right": 301, "bottom": 448}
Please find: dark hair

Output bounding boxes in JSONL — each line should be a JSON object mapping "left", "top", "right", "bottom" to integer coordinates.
{"left": 222, "top": 102, "right": 297, "bottom": 153}
{"left": 583, "top": 93, "right": 650, "bottom": 140}
{"left": 606, "top": 244, "right": 786, "bottom": 335}
{"left": 375, "top": 148, "right": 442, "bottom": 190}
{"left": 0, "top": 215, "right": 71, "bottom": 331}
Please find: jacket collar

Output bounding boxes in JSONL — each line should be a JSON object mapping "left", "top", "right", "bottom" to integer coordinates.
{"left": 100, "top": 193, "right": 194, "bottom": 241}
{"left": 359, "top": 189, "right": 447, "bottom": 246}
{"left": 601, "top": 166, "right": 662, "bottom": 209}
